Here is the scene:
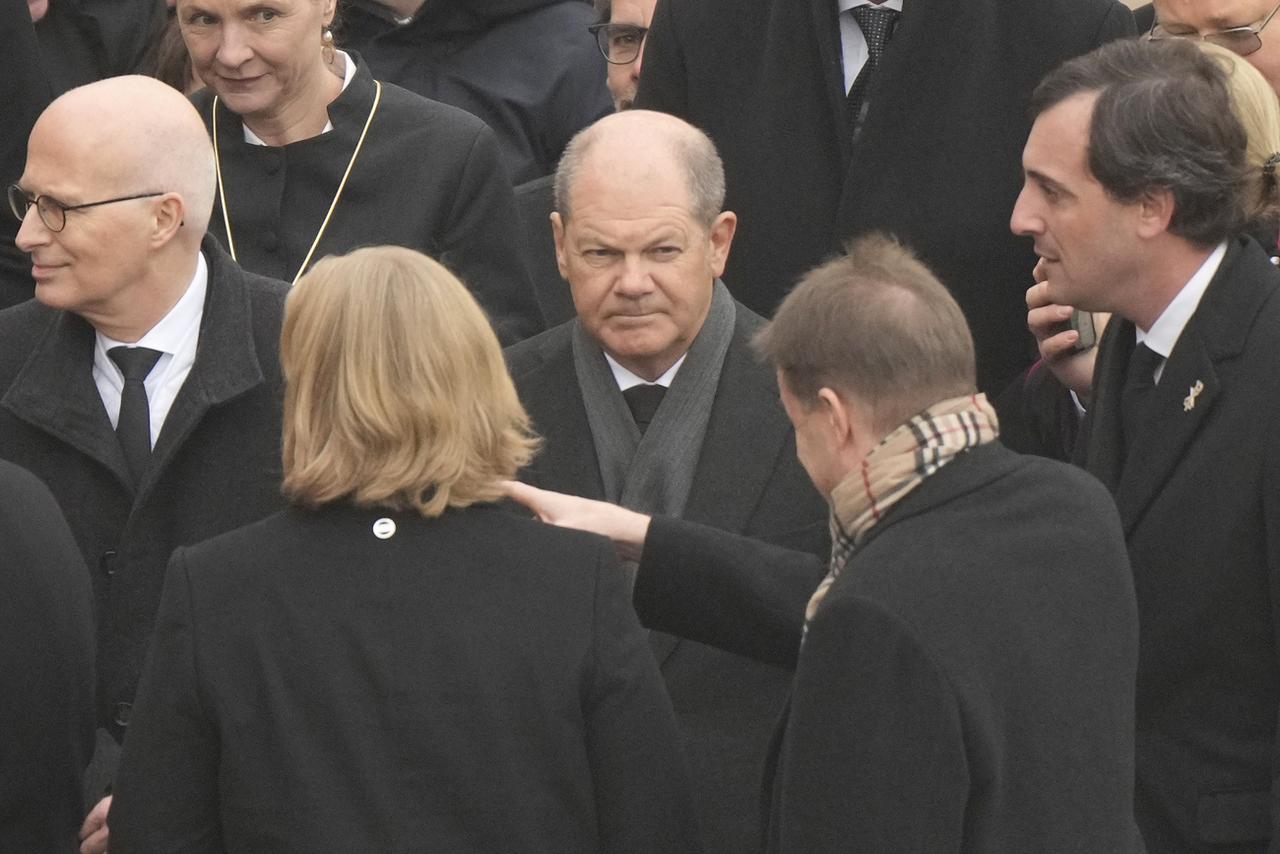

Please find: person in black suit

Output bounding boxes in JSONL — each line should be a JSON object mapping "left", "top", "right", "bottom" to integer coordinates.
{"left": 635, "top": 0, "right": 1134, "bottom": 394}
{"left": 0, "top": 75, "right": 289, "bottom": 852}
{"left": 506, "top": 109, "right": 827, "bottom": 854}
{"left": 1137, "top": 0, "right": 1280, "bottom": 97}
{"left": 109, "top": 245, "right": 700, "bottom": 854}
{"left": 0, "top": 460, "right": 94, "bottom": 854}
{"left": 1014, "top": 39, "right": 1280, "bottom": 853}
{"left": 508, "top": 233, "right": 1144, "bottom": 853}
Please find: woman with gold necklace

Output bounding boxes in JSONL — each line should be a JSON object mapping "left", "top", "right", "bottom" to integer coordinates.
{"left": 177, "top": 0, "right": 542, "bottom": 344}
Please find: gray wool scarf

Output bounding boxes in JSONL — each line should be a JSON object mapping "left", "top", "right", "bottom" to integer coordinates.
{"left": 571, "top": 280, "right": 736, "bottom": 518}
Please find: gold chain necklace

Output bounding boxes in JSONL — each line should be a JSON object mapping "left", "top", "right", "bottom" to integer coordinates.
{"left": 211, "top": 80, "right": 382, "bottom": 287}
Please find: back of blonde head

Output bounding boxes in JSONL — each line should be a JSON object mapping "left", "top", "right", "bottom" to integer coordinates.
{"left": 1199, "top": 41, "right": 1280, "bottom": 225}
{"left": 281, "top": 247, "right": 536, "bottom": 516}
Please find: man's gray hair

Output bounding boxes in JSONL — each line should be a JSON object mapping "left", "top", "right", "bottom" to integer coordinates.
{"left": 554, "top": 118, "right": 727, "bottom": 229}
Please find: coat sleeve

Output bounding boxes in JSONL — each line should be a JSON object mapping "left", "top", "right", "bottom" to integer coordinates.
{"left": 780, "top": 595, "right": 969, "bottom": 853}
{"left": 633, "top": 0, "right": 690, "bottom": 117}
{"left": 633, "top": 516, "right": 825, "bottom": 669}
{"left": 1264, "top": 415, "right": 1280, "bottom": 852}
{"left": 581, "top": 538, "right": 702, "bottom": 854}
{"left": 439, "top": 124, "right": 544, "bottom": 345}
{"left": 109, "top": 549, "right": 223, "bottom": 854}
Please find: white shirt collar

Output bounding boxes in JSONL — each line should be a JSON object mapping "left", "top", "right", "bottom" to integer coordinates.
{"left": 837, "top": 0, "right": 904, "bottom": 13}
{"left": 604, "top": 351, "right": 687, "bottom": 390}
{"left": 1136, "top": 240, "right": 1227, "bottom": 359}
{"left": 244, "top": 50, "right": 356, "bottom": 145}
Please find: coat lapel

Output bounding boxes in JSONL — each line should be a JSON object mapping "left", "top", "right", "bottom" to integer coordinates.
{"left": 1082, "top": 319, "right": 1133, "bottom": 494}
{"left": 682, "top": 311, "right": 791, "bottom": 535}
{"left": 1112, "top": 334, "right": 1217, "bottom": 534}
{"left": 1107, "top": 238, "right": 1268, "bottom": 535}
{"left": 137, "top": 242, "right": 268, "bottom": 503}
{"left": 807, "top": 0, "right": 852, "bottom": 161}
{"left": 514, "top": 326, "right": 607, "bottom": 501}
{"left": 1, "top": 310, "right": 133, "bottom": 490}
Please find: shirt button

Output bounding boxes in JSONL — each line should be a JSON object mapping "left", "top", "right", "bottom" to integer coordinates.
{"left": 113, "top": 702, "right": 132, "bottom": 727}
{"left": 100, "top": 550, "right": 118, "bottom": 576}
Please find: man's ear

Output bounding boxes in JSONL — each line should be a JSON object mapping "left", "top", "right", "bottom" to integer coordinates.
{"left": 149, "top": 193, "right": 185, "bottom": 248}
{"left": 816, "top": 386, "right": 852, "bottom": 447}
{"left": 551, "top": 211, "right": 570, "bottom": 280}
{"left": 1135, "top": 187, "right": 1176, "bottom": 239}
{"left": 707, "top": 210, "right": 737, "bottom": 278}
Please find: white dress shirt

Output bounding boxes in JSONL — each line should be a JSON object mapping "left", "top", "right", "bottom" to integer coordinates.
{"left": 838, "top": 0, "right": 905, "bottom": 92}
{"left": 1137, "top": 240, "right": 1226, "bottom": 383}
{"left": 94, "top": 252, "right": 208, "bottom": 447}
{"left": 605, "top": 352, "right": 686, "bottom": 390}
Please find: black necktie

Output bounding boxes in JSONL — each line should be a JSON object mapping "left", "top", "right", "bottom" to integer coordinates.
{"left": 1120, "top": 341, "right": 1162, "bottom": 455}
{"left": 846, "top": 4, "right": 899, "bottom": 139}
{"left": 109, "top": 346, "right": 164, "bottom": 486}
{"left": 623, "top": 383, "right": 667, "bottom": 435}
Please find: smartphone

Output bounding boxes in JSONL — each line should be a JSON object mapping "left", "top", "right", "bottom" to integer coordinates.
{"left": 1064, "top": 310, "right": 1097, "bottom": 352}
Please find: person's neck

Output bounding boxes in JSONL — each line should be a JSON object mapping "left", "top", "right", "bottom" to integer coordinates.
{"left": 241, "top": 60, "right": 344, "bottom": 147}
{"left": 90, "top": 250, "right": 199, "bottom": 343}
{"left": 1121, "top": 238, "right": 1218, "bottom": 333}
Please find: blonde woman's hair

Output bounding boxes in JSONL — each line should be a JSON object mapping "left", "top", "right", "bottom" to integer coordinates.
{"left": 281, "top": 246, "right": 537, "bottom": 516}
{"left": 1199, "top": 41, "right": 1280, "bottom": 225}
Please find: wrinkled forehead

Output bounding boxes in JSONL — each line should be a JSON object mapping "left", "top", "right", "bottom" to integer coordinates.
{"left": 1156, "top": 0, "right": 1275, "bottom": 29}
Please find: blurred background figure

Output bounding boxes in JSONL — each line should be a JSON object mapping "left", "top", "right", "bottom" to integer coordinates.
{"left": 179, "top": 0, "right": 542, "bottom": 342}
{"left": 635, "top": 0, "right": 1134, "bottom": 395}
{"left": 0, "top": 460, "right": 94, "bottom": 854}
{"left": 340, "top": 0, "right": 612, "bottom": 185}
{"left": 109, "top": 246, "right": 700, "bottom": 854}
{"left": 0, "top": 0, "right": 52, "bottom": 308}
{"left": 516, "top": 0, "right": 659, "bottom": 330}
{"left": 30, "top": 0, "right": 165, "bottom": 96}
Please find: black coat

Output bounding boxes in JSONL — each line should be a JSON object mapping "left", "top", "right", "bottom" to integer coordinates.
{"left": 1080, "top": 236, "right": 1280, "bottom": 853}
{"left": 339, "top": 0, "right": 612, "bottom": 184}
{"left": 635, "top": 443, "right": 1144, "bottom": 853}
{"left": 505, "top": 308, "right": 828, "bottom": 854}
{"left": 0, "top": 459, "right": 95, "bottom": 854}
{"left": 110, "top": 503, "right": 701, "bottom": 854}
{"left": 33, "top": 0, "right": 165, "bottom": 96}
{"left": 0, "top": 239, "right": 288, "bottom": 745}
{"left": 193, "top": 55, "right": 542, "bottom": 344}
{"left": 635, "top": 0, "right": 1134, "bottom": 393}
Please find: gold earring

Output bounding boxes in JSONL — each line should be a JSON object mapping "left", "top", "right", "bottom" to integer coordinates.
{"left": 322, "top": 27, "right": 335, "bottom": 63}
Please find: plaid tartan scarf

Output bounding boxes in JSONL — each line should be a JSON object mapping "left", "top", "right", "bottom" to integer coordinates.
{"left": 803, "top": 393, "right": 1000, "bottom": 628}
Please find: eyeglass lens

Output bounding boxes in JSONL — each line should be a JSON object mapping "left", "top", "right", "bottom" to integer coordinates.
{"left": 596, "top": 26, "right": 646, "bottom": 64}
{"left": 6, "top": 187, "right": 66, "bottom": 231}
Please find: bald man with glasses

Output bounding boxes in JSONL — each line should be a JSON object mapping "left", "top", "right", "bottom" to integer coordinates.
{"left": 0, "top": 74, "right": 289, "bottom": 854}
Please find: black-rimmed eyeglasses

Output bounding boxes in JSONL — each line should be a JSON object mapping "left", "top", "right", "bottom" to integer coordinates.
{"left": 588, "top": 23, "right": 649, "bottom": 65}
{"left": 1148, "top": 0, "right": 1280, "bottom": 57}
{"left": 6, "top": 184, "right": 165, "bottom": 233}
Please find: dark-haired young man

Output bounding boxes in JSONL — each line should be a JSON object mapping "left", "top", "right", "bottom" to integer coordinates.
{"left": 1016, "top": 37, "right": 1280, "bottom": 854}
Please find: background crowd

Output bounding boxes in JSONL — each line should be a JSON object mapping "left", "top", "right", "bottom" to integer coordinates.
{"left": 3, "top": 0, "right": 1280, "bottom": 852}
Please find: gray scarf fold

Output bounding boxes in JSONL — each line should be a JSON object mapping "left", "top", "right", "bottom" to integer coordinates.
{"left": 572, "top": 280, "right": 736, "bottom": 518}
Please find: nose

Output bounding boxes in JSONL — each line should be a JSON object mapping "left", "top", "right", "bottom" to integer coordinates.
{"left": 633, "top": 33, "right": 648, "bottom": 81}
{"left": 215, "top": 23, "right": 253, "bottom": 69}
{"left": 614, "top": 255, "right": 654, "bottom": 297}
{"left": 15, "top": 203, "right": 49, "bottom": 253}
{"left": 1009, "top": 181, "right": 1041, "bottom": 238}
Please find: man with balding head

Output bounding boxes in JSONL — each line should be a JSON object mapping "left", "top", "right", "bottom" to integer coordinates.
{"left": 0, "top": 75, "right": 288, "bottom": 851}
{"left": 508, "top": 235, "right": 1143, "bottom": 852}
{"left": 505, "top": 110, "right": 827, "bottom": 854}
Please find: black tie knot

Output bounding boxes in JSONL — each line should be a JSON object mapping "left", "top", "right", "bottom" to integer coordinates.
{"left": 851, "top": 4, "right": 899, "bottom": 67}
{"left": 623, "top": 383, "right": 667, "bottom": 434}
{"left": 109, "top": 346, "right": 163, "bottom": 383}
